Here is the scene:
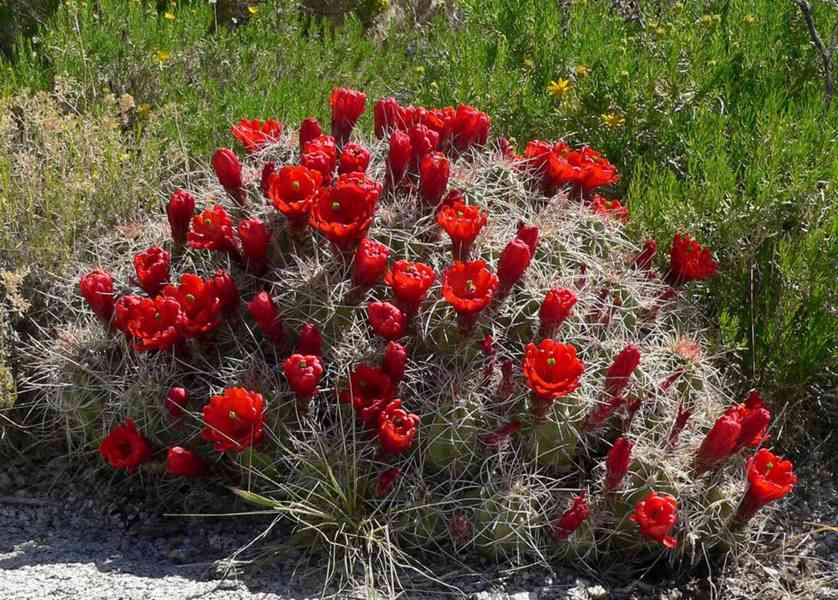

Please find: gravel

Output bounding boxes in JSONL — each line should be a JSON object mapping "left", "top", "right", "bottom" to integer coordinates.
{"left": 1, "top": 452, "right": 836, "bottom": 600}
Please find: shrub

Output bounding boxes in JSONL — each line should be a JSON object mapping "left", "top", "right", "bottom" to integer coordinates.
{"left": 21, "top": 91, "right": 798, "bottom": 592}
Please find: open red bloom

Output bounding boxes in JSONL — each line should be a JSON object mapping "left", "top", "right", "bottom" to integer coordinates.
{"left": 268, "top": 165, "right": 321, "bottom": 226}
{"left": 188, "top": 205, "right": 235, "bottom": 252}
{"left": 591, "top": 195, "right": 629, "bottom": 223}
{"left": 728, "top": 389, "right": 771, "bottom": 452}
{"left": 338, "top": 142, "right": 371, "bottom": 174}
{"left": 80, "top": 269, "right": 115, "bottom": 324}
{"left": 735, "top": 448, "right": 797, "bottom": 524}
{"left": 383, "top": 341, "right": 407, "bottom": 383}
{"left": 374, "top": 97, "right": 407, "bottom": 138}
{"left": 408, "top": 124, "right": 440, "bottom": 168}
{"left": 694, "top": 414, "right": 742, "bottom": 475}
{"left": 384, "top": 260, "right": 436, "bottom": 312}
{"left": 606, "top": 436, "right": 633, "bottom": 491}
{"left": 442, "top": 260, "right": 498, "bottom": 327}
{"left": 375, "top": 466, "right": 401, "bottom": 497}
{"left": 497, "top": 238, "right": 532, "bottom": 292}
{"left": 339, "top": 364, "right": 395, "bottom": 428}
{"left": 386, "top": 130, "right": 413, "bottom": 185}
{"left": 231, "top": 118, "right": 282, "bottom": 153}
{"left": 162, "top": 274, "right": 222, "bottom": 337}
{"left": 302, "top": 135, "right": 338, "bottom": 184}
{"left": 450, "top": 104, "right": 490, "bottom": 152}
{"left": 99, "top": 418, "right": 152, "bottom": 472}
{"left": 309, "top": 172, "right": 381, "bottom": 249}
{"left": 166, "top": 446, "right": 207, "bottom": 478}
{"left": 548, "top": 492, "right": 590, "bottom": 540}
{"left": 437, "top": 200, "right": 488, "bottom": 258}
{"left": 247, "top": 291, "right": 284, "bottom": 345}
{"left": 238, "top": 217, "right": 271, "bottom": 273}
{"left": 630, "top": 492, "right": 678, "bottom": 549}
{"left": 367, "top": 302, "right": 407, "bottom": 340}
{"left": 419, "top": 151, "right": 449, "bottom": 205}
{"left": 605, "top": 345, "right": 641, "bottom": 396}
{"left": 299, "top": 117, "right": 323, "bottom": 154}
{"left": 523, "top": 139, "right": 554, "bottom": 173}
{"left": 523, "top": 339, "right": 584, "bottom": 401}
{"left": 634, "top": 239, "right": 657, "bottom": 269}
{"left": 330, "top": 87, "right": 366, "bottom": 145}
{"left": 669, "top": 232, "right": 718, "bottom": 283}
{"left": 208, "top": 269, "right": 239, "bottom": 315}
{"left": 297, "top": 323, "right": 322, "bottom": 356}
{"left": 113, "top": 294, "right": 143, "bottom": 333}
{"left": 211, "top": 148, "right": 245, "bottom": 204}
{"left": 539, "top": 288, "right": 577, "bottom": 330}
{"left": 283, "top": 354, "right": 324, "bottom": 398}
{"left": 126, "top": 296, "right": 184, "bottom": 352}
{"left": 165, "top": 387, "right": 189, "bottom": 418}
{"left": 166, "top": 189, "right": 195, "bottom": 245}
{"left": 202, "top": 387, "right": 265, "bottom": 453}
{"left": 353, "top": 238, "right": 391, "bottom": 286}
{"left": 133, "top": 247, "right": 170, "bottom": 295}
{"left": 547, "top": 146, "right": 620, "bottom": 193}
{"left": 377, "top": 399, "right": 420, "bottom": 454}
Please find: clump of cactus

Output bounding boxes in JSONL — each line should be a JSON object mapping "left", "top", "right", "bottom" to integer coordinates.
{"left": 22, "top": 89, "right": 795, "bottom": 593}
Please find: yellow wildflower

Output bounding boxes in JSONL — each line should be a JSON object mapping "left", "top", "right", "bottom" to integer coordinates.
{"left": 575, "top": 64, "right": 590, "bottom": 78}
{"left": 155, "top": 50, "right": 171, "bottom": 63}
{"left": 247, "top": 5, "right": 258, "bottom": 15}
{"left": 743, "top": 14, "right": 756, "bottom": 24}
{"left": 601, "top": 113, "right": 625, "bottom": 128}
{"left": 163, "top": 11, "right": 175, "bottom": 20}
{"left": 548, "top": 78, "right": 573, "bottom": 98}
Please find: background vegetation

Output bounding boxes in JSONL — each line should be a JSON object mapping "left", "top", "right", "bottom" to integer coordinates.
{"left": 0, "top": 0, "right": 835, "bottom": 450}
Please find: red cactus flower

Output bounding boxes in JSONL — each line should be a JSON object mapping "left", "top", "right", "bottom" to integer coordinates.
{"left": 268, "top": 165, "right": 323, "bottom": 225}
{"left": 126, "top": 296, "right": 184, "bottom": 352}
{"left": 591, "top": 195, "right": 629, "bottom": 224}
{"left": 375, "top": 466, "right": 401, "bottom": 497}
{"left": 548, "top": 492, "right": 590, "bottom": 540}
{"left": 211, "top": 148, "right": 245, "bottom": 204}
{"left": 383, "top": 341, "right": 407, "bottom": 383}
{"left": 247, "top": 291, "right": 284, "bottom": 345}
{"left": 634, "top": 239, "right": 657, "bottom": 269}
{"left": 583, "top": 393, "right": 624, "bottom": 431}
{"left": 547, "top": 146, "right": 619, "bottom": 194}
{"left": 523, "top": 340, "right": 584, "bottom": 418}
{"left": 309, "top": 172, "right": 382, "bottom": 249}
{"left": 188, "top": 205, "right": 236, "bottom": 253}
{"left": 734, "top": 448, "right": 797, "bottom": 525}
{"left": 497, "top": 238, "right": 532, "bottom": 292}
{"left": 367, "top": 301, "right": 407, "bottom": 340}
{"left": 384, "top": 260, "right": 436, "bottom": 313}
{"left": 668, "top": 402, "right": 693, "bottom": 447}
{"left": 165, "top": 387, "right": 189, "bottom": 418}
{"left": 479, "top": 419, "right": 522, "bottom": 448}
{"left": 297, "top": 323, "right": 322, "bottom": 356}
{"left": 694, "top": 414, "right": 742, "bottom": 475}
{"left": 386, "top": 130, "right": 413, "bottom": 186}
{"left": 630, "top": 492, "right": 678, "bottom": 549}
{"left": 668, "top": 232, "right": 718, "bottom": 284}
{"left": 419, "top": 151, "right": 449, "bottom": 205}
{"left": 166, "top": 189, "right": 195, "bottom": 245}
{"left": 166, "top": 446, "right": 207, "bottom": 477}
{"left": 339, "top": 142, "right": 371, "bottom": 174}
{"left": 728, "top": 389, "right": 771, "bottom": 451}
{"left": 201, "top": 387, "right": 265, "bottom": 453}
{"left": 353, "top": 238, "right": 391, "bottom": 287}
{"left": 238, "top": 217, "right": 271, "bottom": 273}
{"left": 605, "top": 436, "right": 633, "bottom": 491}
{"left": 480, "top": 333, "right": 496, "bottom": 377}
{"left": 299, "top": 117, "right": 323, "bottom": 154}
{"left": 442, "top": 260, "right": 498, "bottom": 330}
{"left": 539, "top": 288, "right": 577, "bottom": 333}
{"left": 515, "top": 222, "right": 540, "bottom": 255}
{"left": 113, "top": 294, "right": 143, "bottom": 333}
{"left": 523, "top": 139, "right": 554, "bottom": 174}
{"left": 283, "top": 353, "right": 324, "bottom": 399}
{"left": 231, "top": 118, "right": 282, "bottom": 153}
{"left": 208, "top": 269, "right": 239, "bottom": 315}
{"left": 436, "top": 200, "right": 488, "bottom": 258}
{"left": 330, "top": 87, "right": 366, "bottom": 145}
{"left": 162, "top": 274, "right": 222, "bottom": 337}
{"left": 450, "top": 104, "right": 490, "bottom": 152}
{"left": 605, "top": 345, "right": 641, "bottom": 396}
{"left": 374, "top": 97, "right": 406, "bottom": 138}
{"left": 302, "top": 135, "right": 338, "bottom": 184}
{"left": 260, "top": 161, "right": 276, "bottom": 198}
{"left": 80, "top": 269, "right": 115, "bottom": 324}
{"left": 99, "top": 418, "right": 152, "bottom": 472}
{"left": 339, "top": 364, "right": 395, "bottom": 428}
{"left": 377, "top": 399, "right": 420, "bottom": 455}
{"left": 408, "top": 124, "right": 440, "bottom": 168}
{"left": 133, "top": 246, "right": 171, "bottom": 295}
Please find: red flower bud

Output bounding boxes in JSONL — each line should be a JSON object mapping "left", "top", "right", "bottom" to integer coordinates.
{"left": 605, "top": 436, "right": 633, "bottom": 491}
{"left": 283, "top": 353, "right": 324, "bottom": 398}
{"left": 297, "top": 323, "right": 322, "bottom": 356}
{"left": 386, "top": 130, "right": 412, "bottom": 186}
{"left": 211, "top": 148, "right": 245, "bottom": 204}
{"left": 247, "top": 292, "right": 284, "bottom": 345}
{"left": 605, "top": 345, "right": 641, "bottom": 396}
{"left": 133, "top": 247, "right": 171, "bottom": 295}
{"left": 166, "top": 189, "right": 195, "bottom": 245}
{"left": 377, "top": 399, "right": 420, "bottom": 455}
{"left": 353, "top": 238, "right": 391, "bottom": 287}
{"left": 450, "top": 104, "right": 490, "bottom": 153}
{"left": 374, "top": 97, "right": 406, "bottom": 139}
{"left": 668, "top": 232, "right": 718, "bottom": 284}
{"left": 339, "top": 364, "right": 394, "bottom": 428}
{"left": 260, "top": 161, "right": 276, "bottom": 198}
{"left": 497, "top": 238, "right": 532, "bottom": 292}
{"left": 694, "top": 414, "right": 742, "bottom": 475}
{"left": 548, "top": 492, "right": 590, "bottom": 540}
{"left": 375, "top": 466, "right": 401, "bottom": 497}
{"left": 668, "top": 402, "right": 693, "bottom": 447}
{"left": 80, "top": 269, "right": 115, "bottom": 324}
{"left": 583, "top": 393, "right": 624, "bottom": 431}
{"left": 409, "top": 124, "right": 440, "bottom": 168}
{"left": 732, "top": 390, "right": 771, "bottom": 451}
{"left": 479, "top": 419, "right": 521, "bottom": 447}
{"left": 330, "top": 87, "right": 366, "bottom": 145}
{"left": 166, "top": 446, "right": 207, "bottom": 477}
{"left": 299, "top": 117, "right": 322, "bottom": 155}
{"left": 99, "top": 419, "right": 151, "bottom": 472}
{"left": 419, "top": 151, "right": 449, "bottom": 205}
{"left": 515, "top": 222, "right": 540, "bottom": 255}
{"left": 238, "top": 217, "right": 271, "bottom": 274}
{"left": 367, "top": 302, "right": 407, "bottom": 340}
{"left": 165, "top": 386, "right": 189, "bottom": 418}
{"left": 338, "top": 142, "right": 371, "bottom": 174}
{"left": 449, "top": 513, "right": 473, "bottom": 544}
{"left": 634, "top": 239, "right": 657, "bottom": 269}
{"left": 208, "top": 269, "right": 239, "bottom": 315}
{"left": 231, "top": 118, "right": 282, "bottom": 153}
{"left": 384, "top": 260, "right": 436, "bottom": 313}
{"left": 302, "top": 135, "right": 338, "bottom": 184}
{"left": 539, "top": 288, "right": 576, "bottom": 331}
{"left": 201, "top": 387, "right": 265, "bottom": 453}
{"left": 630, "top": 492, "right": 678, "bottom": 549}
{"left": 383, "top": 341, "right": 407, "bottom": 383}
{"left": 734, "top": 448, "right": 797, "bottom": 525}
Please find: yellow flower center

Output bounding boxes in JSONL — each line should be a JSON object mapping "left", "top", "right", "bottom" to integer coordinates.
{"left": 466, "top": 280, "right": 476, "bottom": 293}
{"left": 291, "top": 180, "right": 301, "bottom": 191}
{"left": 547, "top": 357, "right": 556, "bottom": 366}
{"left": 204, "top": 218, "right": 212, "bottom": 226}
{"left": 185, "top": 293, "right": 195, "bottom": 303}
{"left": 228, "top": 410, "right": 237, "bottom": 420}
{"left": 298, "top": 360, "right": 307, "bottom": 369}
{"left": 331, "top": 201, "right": 341, "bottom": 211}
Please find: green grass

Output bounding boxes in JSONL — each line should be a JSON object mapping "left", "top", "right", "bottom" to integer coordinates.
{"left": 1, "top": 0, "right": 836, "bottom": 446}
